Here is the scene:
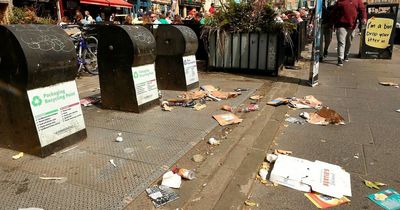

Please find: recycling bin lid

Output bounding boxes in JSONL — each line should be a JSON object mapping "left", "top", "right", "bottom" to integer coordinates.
{"left": 0, "top": 25, "right": 77, "bottom": 90}
{"left": 156, "top": 25, "right": 198, "bottom": 56}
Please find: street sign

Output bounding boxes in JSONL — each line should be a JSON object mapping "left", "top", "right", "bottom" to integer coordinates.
{"left": 309, "top": 0, "right": 323, "bottom": 87}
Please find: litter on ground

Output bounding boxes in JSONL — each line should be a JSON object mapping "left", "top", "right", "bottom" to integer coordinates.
{"left": 379, "top": 82, "right": 399, "bottom": 88}
{"left": 306, "top": 107, "right": 345, "bottom": 125}
{"left": 146, "top": 185, "right": 179, "bottom": 208}
{"left": 161, "top": 171, "right": 182, "bottom": 189}
{"left": 364, "top": 180, "right": 387, "bottom": 190}
{"left": 269, "top": 155, "right": 352, "bottom": 199}
{"left": 305, "top": 192, "right": 350, "bottom": 209}
{"left": 368, "top": 188, "right": 400, "bottom": 210}
{"left": 12, "top": 152, "right": 24, "bottom": 160}
{"left": 213, "top": 113, "right": 243, "bottom": 126}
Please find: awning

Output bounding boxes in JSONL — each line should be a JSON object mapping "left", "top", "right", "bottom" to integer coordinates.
{"left": 80, "top": 0, "right": 133, "bottom": 8}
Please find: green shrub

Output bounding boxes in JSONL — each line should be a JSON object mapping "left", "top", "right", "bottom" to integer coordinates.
{"left": 9, "top": 7, "right": 56, "bottom": 24}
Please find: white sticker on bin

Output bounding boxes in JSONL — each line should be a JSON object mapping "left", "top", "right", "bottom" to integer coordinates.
{"left": 27, "top": 80, "right": 85, "bottom": 147}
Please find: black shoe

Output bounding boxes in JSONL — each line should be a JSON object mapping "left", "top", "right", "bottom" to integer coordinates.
{"left": 337, "top": 58, "right": 344, "bottom": 67}
{"left": 323, "top": 50, "right": 328, "bottom": 58}
{"left": 344, "top": 55, "right": 349, "bottom": 62}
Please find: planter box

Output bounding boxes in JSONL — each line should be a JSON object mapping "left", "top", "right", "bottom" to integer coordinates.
{"left": 208, "top": 31, "right": 284, "bottom": 76}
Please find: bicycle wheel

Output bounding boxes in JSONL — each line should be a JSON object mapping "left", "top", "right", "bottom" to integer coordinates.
{"left": 83, "top": 46, "right": 98, "bottom": 75}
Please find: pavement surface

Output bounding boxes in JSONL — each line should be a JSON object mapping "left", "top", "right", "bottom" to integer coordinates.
{"left": 210, "top": 34, "right": 400, "bottom": 210}
{"left": 1, "top": 32, "right": 399, "bottom": 210}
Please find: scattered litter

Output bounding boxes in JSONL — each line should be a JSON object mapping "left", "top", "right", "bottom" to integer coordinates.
{"left": 267, "top": 97, "right": 289, "bottom": 106}
{"left": 146, "top": 185, "right": 179, "bottom": 208}
{"left": 396, "top": 109, "right": 400, "bottom": 113}
{"left": 285, "top": 117, "right": 306, "bottom": 124}
{"left": 368, "top": 188, "right": 400, "bottom": 210}
{"left": 200, "top": 85, "right": 218, "bottom": 92}
{"left": 353, "top": 153, "right": 359, "bottom": 159}
{"left": 250, "top": 95, "right": 264, "bottom": 100}
{"left": 364, "top": 180, "right": 387, "bottom": 190}
{"left": 206, "top": 93, "right": 221, "bottom": 101}
{"left": 177, "top": 168, "right": 196, "bottom": 180}
{"left": 109, "top": 159, "right": 117, "bottom": 167}
{"left": 289, "top": 95, "right": 322, "bottom": 109}
{"left": 213, "top": 113, "right": 243, "bottom": 126}
{"left": 12, "top": 152, "right": 24, "bottom": 160}
{"left": 266, "top": 154, "right": 278, "bottom": 163}
{"left": 59, "top": 146, "right": 78, "bottom": 154}
{"left": 234, "top": 88, "right": 249, "bottom": 92}
{"left": 39, "top": 177, "right": 66, "bottom": 181}
{"left": 208, "top": 137, "right": 221, "bottom": 145}
{"left": 221, "top": 105, "right": 233, "bottom": 112}
{"left": 244, "top": 200, "right": 258, "bottom": 207}
{"left": 269, "top": 155, "right": 352, "bottom": 198}
{"left": 193, "top": 103, "right": 207, "bottom": 111}
{"left": 161, "top": 171, "right": 182, "bottom": 188}
{"left": 80, "top": 96, "right": 101, "bottom": 107}
{"left": 379, "top": 82, "right": 399, "bottom": 88}
{"left": 180, "top": 91, "right": 206, "bottom": 100}
{"left": 211, "top": 91, "right": 241, "bottom": 100}
{"left": 321, "top": 139, "right": 327, "bottom": 143}
{"left": 163, "top": 100, "right": 196, "bottom": 108}
{"left": 259, "top": 168, "right": 269, "bottom": 181}
{"left": 305, "top": 192, "right": 350, "bottom": 209}
{"left": 300, "top": 112, "right": 310, "bottom": 120}
{"left": 161, "top": 102, "right": 173, "bottom": 111}
{"left": 238, "top": 104, "right": 259, "bottom": 112}
{"left": 307, "top": 107, "right": 345, "bottom": 125}
{"left": 202, "top": 183, "right": 207, "bottom": 187}
{"left": 191, "top": 197, "right": 202, "bottom": 202}
{"left": 192, "top": 154, "right": 205, "bottom": 163}
{"left": 274, "top": 149, "right": 293, "bottom": 155}
{"left": 115, "top": 133, "right": 123, "bottom": 142}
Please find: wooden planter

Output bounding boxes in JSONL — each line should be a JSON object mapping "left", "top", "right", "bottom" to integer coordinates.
{"left": 208, "top": 31, "right": 284, "bottom": 76}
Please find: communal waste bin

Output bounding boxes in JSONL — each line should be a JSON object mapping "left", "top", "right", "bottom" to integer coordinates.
{"left": 96, "top": 25, "right": 160, "bottom": 113}
{"left": 155, "top": 25, "right": 199, "bottom": 91}
{"left": 0, "top": 25, "right": 87, "bottom": 157}
{"left": 360, "top": 3, "right": 399, "bottom": 59}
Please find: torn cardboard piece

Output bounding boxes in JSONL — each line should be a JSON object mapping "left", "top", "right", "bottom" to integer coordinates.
{"left": 250, "top": 95, "right": 264, "bottom": 100}
{"left": 270, "top": 155, "right": 352, "bottom": 199}
{"left": 289, "top": 95, "right": 322, "bottom": 109}
{"left": 193, "top": 103, "right": 206, "bottom": 111}
{"left": 213, "top": 113, "right": 243, "bottom": 126}
{"left": 180, "top": 91, "right": 206, "bottom": 100}
{"left": 200, "top": 85, "right": 218, "bottom": 92}
{"left": 210, "top": 91, "right": 241, "bottom": 100}
{"left": 221, "top": 105, "right": 233, "bottom": 112}
{"left": 307, "top": 107, "right": 345, "bottom": 125}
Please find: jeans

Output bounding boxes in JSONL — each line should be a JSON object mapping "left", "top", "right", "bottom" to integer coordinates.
{"left": 336, "top": 27, "right": 355, "bottom": 60}
{"left": 319, "top": 24, "right": 333, "bottom": 55}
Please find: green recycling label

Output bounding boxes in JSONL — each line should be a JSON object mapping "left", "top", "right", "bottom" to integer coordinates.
{"left": 132, "top": 63, "right": 159, "bottom": 105}
{"left": 27, "top": 81, "right": 85, "bottom": 147}
{"left": 183, "top": 55, "right": 199, "bottom": 85}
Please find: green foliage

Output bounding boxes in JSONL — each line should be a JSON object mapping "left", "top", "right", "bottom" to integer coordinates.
{"left": 9, "top": 7, "right": 56, "bottom": 24}
{"left": 205, "top": 0, "right": 295, "bottom": 33}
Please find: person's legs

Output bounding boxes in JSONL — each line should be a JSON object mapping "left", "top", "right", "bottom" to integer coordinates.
{"left": 324, "top": 26, "right": 333, "bottom": 56}
{"left": 336, "top": 27, "right": 347, "bottom": 66}
{"left": 344, "top": 28, "right": 355, "bottom": 61}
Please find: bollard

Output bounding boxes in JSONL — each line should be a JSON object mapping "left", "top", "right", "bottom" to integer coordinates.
{"left": 155, "top": 25, "right": 199, "bottom": 91}
{"left": 96, "top": 25, "right": 159, "bottom": 113}
{"left": 0, "top": 25, "right": 87, "bottom": 157}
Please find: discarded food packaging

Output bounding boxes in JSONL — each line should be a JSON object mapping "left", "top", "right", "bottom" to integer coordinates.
{"left": 213, "top": 113, "right": 243, "bottom": 126}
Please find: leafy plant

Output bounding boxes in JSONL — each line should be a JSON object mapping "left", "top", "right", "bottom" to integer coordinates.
{"left": 204, "top": 0, "right": 295, "bottom": 33}
{"left": 9, "top": 7, "right": 56, "bottom": 24}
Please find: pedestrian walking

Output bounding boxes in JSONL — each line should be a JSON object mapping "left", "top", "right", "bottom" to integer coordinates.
{"left": 319, "top": 0, "right": 334, "bottom": 61}
{"left": 96, "top": 14, "right": 103, "bottom": 23}
{"left": 331, "top": 0, "right": 366, "bottom": 66}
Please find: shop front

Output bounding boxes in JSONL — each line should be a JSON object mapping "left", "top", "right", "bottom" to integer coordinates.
{"left": 61, "top": 0, "right": 132, "bottom": 22}
{"left": 151, "top": 0, "right": 171, "bottom": 13}
{"left": 179, "top": 0, "right": 202, "bottom": 17}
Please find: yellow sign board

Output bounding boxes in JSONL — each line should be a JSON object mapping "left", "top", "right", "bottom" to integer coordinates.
{"left": 365, "top": 17, "right": 394, "bottom": 49}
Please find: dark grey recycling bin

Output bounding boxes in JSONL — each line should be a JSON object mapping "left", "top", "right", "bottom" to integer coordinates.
{"left": 155, "top": 25, "right": 199, "bottom": 91}
{"left": 0, "top": 25, "right": 87, "bottom": 157}
{"left": 96, "top": 25, "right": 160, "bottom": 113}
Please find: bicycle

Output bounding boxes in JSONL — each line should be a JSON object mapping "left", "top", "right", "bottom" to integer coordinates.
{"left": 69, "top": 26, "right": 99, "bottom": 76}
